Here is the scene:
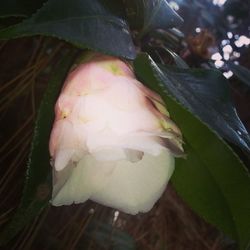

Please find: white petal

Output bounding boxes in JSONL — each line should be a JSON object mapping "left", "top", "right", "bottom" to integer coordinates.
{"left": 118, "top": 134, "right": 164, "bottom": 156}
{"left": 86, "top": 129, "right": 164, "bottom": 157}
{"left": 51, "top": 155, "right": 115, "bottom": 206}
{"left": 54, "top": 149, "right": 75, "bottom": 171}
{"left": 52, "top": 149, "right": 174, "bottom": 213}
{"left": 124, "top": 149, "right": 144, "bottom": 162}
{"left": 91, "top": 150, "right": 174, "bottom": 214}
{"left": 92, "top": 148, "right": 127, "bottom": 161}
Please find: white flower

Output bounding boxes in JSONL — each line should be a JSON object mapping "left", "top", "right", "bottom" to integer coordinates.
{"left": 49, "top": 53, "right": 184, "bottom": 214}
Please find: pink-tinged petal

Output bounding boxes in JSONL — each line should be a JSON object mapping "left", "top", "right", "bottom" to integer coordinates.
{"left": 50, "top": 119, "right": 87, "bottom": 168}
{"left": 102, "top": 78, "right": 145, "bottom": 111}
{"left": 60, "top": 57, "right": 134, "bottom": 97}
{"left": 49, "top": 52, "right": 184, "bottom": 214}
{"left": 90, "top": 54, "right": 135, "bottom": 78}
{"left": 83, "top": 94, "right": 159, "bottom": 134}
{"left": 49, "top": 119, "right": 73, "bottom": 157}
{"left": 54, "top": 94, "right": 77, "bottom": 121}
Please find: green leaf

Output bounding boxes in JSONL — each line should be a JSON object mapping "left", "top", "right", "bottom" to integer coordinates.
{"left": 163, "top": 47, "right": 189, "bottom": 69}
{"left": 134, "top": 53, "right": 250, "bottom": 250}
{"left": 169, "top": 27, "right": 185, "bottom": 39}
{"left": 99, "top": 0, "right": 127, "bottom": 19}
{"left": 0, "top": 0, "right": 136, "bottom": 59}
{"left": 227, "top": 62, "right": 250, "bottom": 88}
{"left": 0, "top": 52, "right": 76, "bottom": 245}
{"left": 0, "top": 0, "right": 46, "bottom": 18}
{"left": 124, "top": 0, "right": 183, "bottom": 34}
{"left": 146, "top": 29, "right": 183, "bottom": 51}
{"left": 142, "top": 0, "right": 183, "bottom": 33}
{"left": 157, "top": 64, "right": 250, "bottom": 152}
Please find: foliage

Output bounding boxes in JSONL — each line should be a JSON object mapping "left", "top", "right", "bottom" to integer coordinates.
{"left": 227, "top": 62, "right": 250, "bottom": 88}
{"left": 0, "top": 50, "right": 76, "bottom": 245}
{"left": 0, "top": 0, "right": 136, "bottom": 59}
{"left": 134, "top": 53, "right": 250, "bottom": 250}
{"left": 0, "top": 0, "right": 250, "bottom": 249}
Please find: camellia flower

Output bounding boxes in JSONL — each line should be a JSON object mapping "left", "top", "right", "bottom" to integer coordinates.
{"left": 49, "top": 53, "right": 184, "bottom": 215}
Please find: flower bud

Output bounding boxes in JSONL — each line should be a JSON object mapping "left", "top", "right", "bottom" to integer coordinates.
{"left": 49, "top": 53, "right": 184, "bottom": 214}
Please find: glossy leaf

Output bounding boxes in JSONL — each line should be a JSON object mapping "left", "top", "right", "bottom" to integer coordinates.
{"left": 0, "top": 0, "right": 136, "bottom": 59}
{"left": 134, "top": 53, "right": 250, "bottom": 250}
{"left": 99, "top": 0, "right": 126, "bottom": 19}
{"left": 142, "top": 0, "right": 183, "bottom": 33}
{"left": 0, "top": 52, "right": 76, "bottom": 245}
{"left": 227, "top": 62, "right": 250, "bottom": 88}
{"left": 163, "top": 47, "right": 189, "bottom": 69}
{"left": 0, "top": 0, "right": 46, "bottom": 18}
{"left": 157, "top": 64, "right": 250, "bottom": 152}
{"left": 124, "top": 0, "right": 183, "bottom": 34}
{"left": 146, "top": 29, "right": 183, "bottom": 51}
{"left": 169, "top": 27, "right": 185, "bottom": 39}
